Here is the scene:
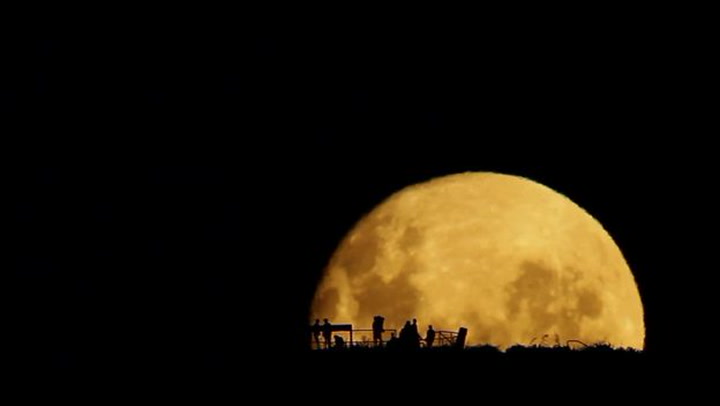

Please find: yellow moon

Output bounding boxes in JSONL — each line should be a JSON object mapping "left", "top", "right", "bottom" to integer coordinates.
{"left": 311, "top": 172, "right": 644, "bottom": 349}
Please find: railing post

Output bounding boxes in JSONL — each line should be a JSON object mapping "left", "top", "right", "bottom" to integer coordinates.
{"left": 455, "top": 327, "right": 467, "bottom": 349}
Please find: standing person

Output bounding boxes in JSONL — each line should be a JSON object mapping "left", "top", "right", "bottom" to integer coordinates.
{"left": 311, "top": 319, "right": 321, "bottom": 349}
{"left": 399, "top": 320, "right": 412, "bottom": 348}
{"left": 425, "top": 325, "right": 436, "bottom": 348}
{"left": 411, "top": 319, "right": 421, "bottom": 348}
{"left": 372, "top": 315, "right": 385, "bottom": 347}
{"left": 322, "top": 319, "right": 332, "bottom": 349}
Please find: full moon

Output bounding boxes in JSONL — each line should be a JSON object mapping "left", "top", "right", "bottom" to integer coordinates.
{"left": 311, "top": 172, "right": 644, "bottom": 349}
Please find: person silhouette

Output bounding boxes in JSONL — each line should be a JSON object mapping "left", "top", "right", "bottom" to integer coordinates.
{"left": 425, "top": 325, "right": 436, "bottom": 348}
{"left": 372, "top": 315, "right": 385, "bottom": 347}
{"left": 334, "top": 335, "right": 346, "bottom": 349}
{"left": 399, "top": 320, "right": 412, "bottom": 348}
{"left": 322, "top": 319, "right": 332, "bottom": 349}
{"left": 311, "top": 319, "right": 321, "bottom": 349}
{"left": 411, "top": 318, "right": 421, "bottom": 348}
{"left": 387, "top": 332, "right": 399, "bottom": 350}
{"left": 399, "top": 320, "right": 412, "bottom": 346}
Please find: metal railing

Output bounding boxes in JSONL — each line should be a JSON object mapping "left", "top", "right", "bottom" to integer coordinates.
{"left": 311, "top": 327, "right": 462, "bottom": 349}
{"left": 433, "top": 330, "right": 459, "bottom": 347}
{"left": 346, "top": 329, "right": 398, "bottom": 348}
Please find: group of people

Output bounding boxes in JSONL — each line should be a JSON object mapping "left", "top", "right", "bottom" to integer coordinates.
{"left": 387, "top": 318, "right": 435, "bottom": 350}
{"left": 310, "top": 318, "right": 338, "bottom": 349}
{"left": 310, "top": 316, "right": 436, "bottom": 349}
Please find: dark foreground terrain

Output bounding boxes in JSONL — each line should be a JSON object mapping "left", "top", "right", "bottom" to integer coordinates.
{"left": 292, "top": 344, "right": 680, "bottom": 393}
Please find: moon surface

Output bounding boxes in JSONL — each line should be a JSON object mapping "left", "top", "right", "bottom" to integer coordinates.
{"left": 311, "top": 172, "right": 644, "bottom": 349}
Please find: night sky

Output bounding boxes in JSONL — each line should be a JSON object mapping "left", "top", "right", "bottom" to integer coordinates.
{"left": 6, "top": 19, "right": 708, "bottom": 370}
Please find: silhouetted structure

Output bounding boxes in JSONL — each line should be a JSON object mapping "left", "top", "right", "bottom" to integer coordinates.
{"left": 455, "top": 327, "right": 468, "bottom": 349}
{"left": 426, "top": 325, "right": 435, "bottom": 348}
{"left": 309, "top": 318, "right": 465, "bottom": 350}
{"left": 372, "top": 315, "right": 385, "bottom": 346}
{"left": 322, "top": 319, "right": 332, "bottom": 349}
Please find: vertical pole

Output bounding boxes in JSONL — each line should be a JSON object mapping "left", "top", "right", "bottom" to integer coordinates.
{"left": 455, "top": 327, "right": 468, "bottom": 349}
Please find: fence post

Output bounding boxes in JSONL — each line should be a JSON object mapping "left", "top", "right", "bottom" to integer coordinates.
{"left": 455, "top": 327, "right": 467, "bottom": 349}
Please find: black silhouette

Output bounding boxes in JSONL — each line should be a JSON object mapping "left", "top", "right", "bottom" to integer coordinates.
{"left": 396, "top": 319, "right": 422, "bottom": 349}
{"left": 410, "top": 318, "right": 421, "bottom": 348}
{"left": 425, "top": 325, "right": 435, "bottom": 348}
{"left": 399, "top": 320, "right": 412, "bottom": 348}
{"left": 454, "top": 327, "right": 468, "bottom": 349}
{"left": 305, "top": 316, "right": 643, "bottom": 368}
{"left": 322, "top": 319, "right": 332, "bottom": 349}
{"left": 311, "top": 319, "right": 321, "bottom": 349}
{"left": 372, "top": 315, "right": 385, "bottom": 346}
{"left": 386, "top": 332, "right": 399, "bottom": 350}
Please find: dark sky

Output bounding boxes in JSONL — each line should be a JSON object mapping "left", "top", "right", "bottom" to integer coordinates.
{"left": 6, "top": 19, "right": 708, "bottom": 369}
